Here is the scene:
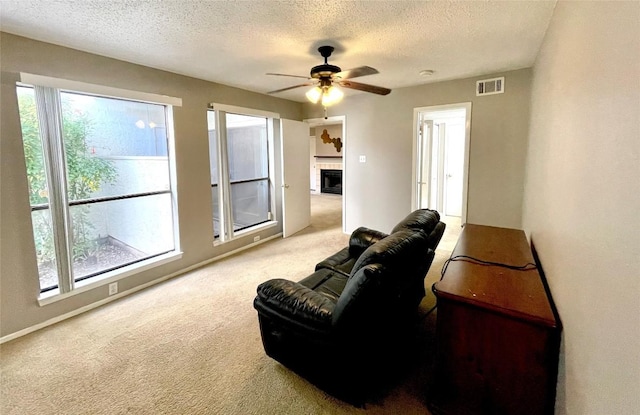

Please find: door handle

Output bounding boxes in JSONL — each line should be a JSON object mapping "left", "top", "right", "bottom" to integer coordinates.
{"left": 282, "top": 184, "right": 290, "bottom": 188}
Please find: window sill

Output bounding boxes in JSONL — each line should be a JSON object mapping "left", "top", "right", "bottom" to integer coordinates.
{"left": 37, "top": 251, "right": 183, "bottom": 306}
{"left": 213, "top": 220, "right": 278, "bottom": 246}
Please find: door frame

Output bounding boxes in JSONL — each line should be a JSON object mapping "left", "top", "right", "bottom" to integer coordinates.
{"left": 411, "top": 102, "right": 471, "bottom": 224}
{"left": 303, "top": 115, "right": 347, "bottom": 234}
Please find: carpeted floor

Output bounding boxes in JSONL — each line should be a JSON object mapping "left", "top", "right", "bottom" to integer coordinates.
{"left": 0, "top": 194, "right": 461, "bottom": 414}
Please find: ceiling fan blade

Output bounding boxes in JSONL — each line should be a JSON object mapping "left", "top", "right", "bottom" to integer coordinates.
{"left": 333, "top": 66, "right": 379, "bottom": 80}
{"left": 267, "top": 82, "right": 315, "bottom": 94}
{"left": 266, "top": 72, "right": 310, "bottom": 79}
{"left": 338, "top": 80, "right": 391, "bottom": 95}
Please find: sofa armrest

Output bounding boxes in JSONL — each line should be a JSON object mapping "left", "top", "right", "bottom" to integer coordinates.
{"left": 254, "top": 279, "right": 335, "bottom": 329}
{"left": 349, "top": 227, "right": 388, "bottom": 255}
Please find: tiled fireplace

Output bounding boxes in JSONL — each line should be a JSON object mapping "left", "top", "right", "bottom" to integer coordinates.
{"left": 314, "top": 157, "right": 343, "bottom": 195}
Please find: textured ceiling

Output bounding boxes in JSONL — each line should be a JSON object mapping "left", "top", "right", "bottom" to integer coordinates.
{"left": 0, "top": 0, "right": 556, "bottom": 102}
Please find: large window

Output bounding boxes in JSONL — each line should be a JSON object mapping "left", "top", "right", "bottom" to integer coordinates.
{"left": 207, "top": 106, "right": 276, "bottom": 240}
{"left": 17, "top": 82, "right": 179, "bottom": 294}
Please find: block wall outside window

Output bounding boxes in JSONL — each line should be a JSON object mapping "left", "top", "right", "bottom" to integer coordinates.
{"left": 17, "top": 84, "right": 178, "bottom": 294}
{"left": 207, "top": 109, "right": 273, "bottom": 240}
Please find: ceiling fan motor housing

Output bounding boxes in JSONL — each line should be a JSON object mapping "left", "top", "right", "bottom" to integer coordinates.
{"left": 310, "top": 64, "right": 341, "bottom": 79}
{"left": 311, "top": 45, "right": 341, "bottom": 78}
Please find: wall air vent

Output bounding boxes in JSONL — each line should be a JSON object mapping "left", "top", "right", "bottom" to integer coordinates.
{"left": 476, "top": 77, "right": 505, "bottom": 96}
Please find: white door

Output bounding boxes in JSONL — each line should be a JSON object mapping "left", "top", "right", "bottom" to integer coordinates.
{"left": 309, "top": 136, "right": 317, "bottom": 191}
{"left": 418, "top": 120, "right": 432, "bottom": 209}
{"left": 420, "top": 120, "right": 444, "bottom": 212}
{"left": 412, "top": 103, "right": 471, "bottom": 224}
{"left": 433, "top": 122, "right": 445, "bottom": 212}
{"left": 444, "top": 123, "right": 464, "bottom": 217}
{"left": 281, "top": 119, "right": 311, "bottom": 237}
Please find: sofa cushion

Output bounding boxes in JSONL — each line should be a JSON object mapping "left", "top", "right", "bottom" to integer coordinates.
{"left": 314, "top": 227, "right": 388, "bottom": 276}
{"left": 350, "top": 229, "right": 430, "bottom": 276}
{"left": 314, "top": 247, "right": 356, "bottom": 276}
{"left": 391, "top": 209, "right": 440, "bottom": 234}
{"left": 299, "top": 268, "right": 349, "bottom": 303}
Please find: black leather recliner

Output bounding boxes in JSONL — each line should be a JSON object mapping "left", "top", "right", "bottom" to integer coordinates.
{"left": 253, "top": 209, "right": 446, "bottom": 402}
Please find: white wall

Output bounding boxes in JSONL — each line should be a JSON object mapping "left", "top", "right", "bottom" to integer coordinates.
{"left": 314, "top": 125, "right": 343, "bottom": 156}
{"left": 304, "top": 69, "right": 532, "bottom": 234}
{"left": 523, "top": 2, "right": 640, "bottom": 413}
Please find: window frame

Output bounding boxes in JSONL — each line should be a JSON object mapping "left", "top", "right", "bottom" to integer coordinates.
{"left": 208, "top": 103, "right": 279, "bottom": 243}
{"left": 18, "top": 73, "right": 182, "bottom": 302}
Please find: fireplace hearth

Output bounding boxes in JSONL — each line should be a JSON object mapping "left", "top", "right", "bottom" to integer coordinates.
{"left": 320, "top": 169, "right": 342, "bottom": 195}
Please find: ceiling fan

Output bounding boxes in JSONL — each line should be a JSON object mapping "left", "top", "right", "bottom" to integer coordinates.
{"left": 266, "top": 46, "right": 391, "bottom": 106}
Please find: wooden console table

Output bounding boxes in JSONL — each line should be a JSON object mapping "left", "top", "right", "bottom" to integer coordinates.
{"left": 430, "top": 224, "right": 560, "bottom": 415}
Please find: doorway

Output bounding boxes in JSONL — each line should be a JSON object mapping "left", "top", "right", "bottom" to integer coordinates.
{"left": 412, "top": 103, "right": 471, "bottom": 225}
{"left": 304, "top": 115, "right": 346, "bottom": 234}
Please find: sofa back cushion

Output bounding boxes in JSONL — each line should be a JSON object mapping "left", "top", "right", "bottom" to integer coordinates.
{"left": 350, "top": 229, "right": 429, "bottom": 277}
{"left": 426, "top": 221, "right": 446, "bottom": 250}
{"left": 333, "top": 239, "right": 433, "bottom": 330}
{"left": 332, "top": 263, "right": 386, "bottom": 330}
{"left": 391, "top": 209, "right": 440, "bottom": 234}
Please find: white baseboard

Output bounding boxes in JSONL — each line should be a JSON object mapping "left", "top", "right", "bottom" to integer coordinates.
{"left": 0, "top": 233, "right": 282, "bottom": 344}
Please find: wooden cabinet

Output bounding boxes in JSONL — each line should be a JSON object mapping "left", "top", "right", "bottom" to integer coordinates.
{"left": 430, "top": 224, "right": 560, "bottom": 415}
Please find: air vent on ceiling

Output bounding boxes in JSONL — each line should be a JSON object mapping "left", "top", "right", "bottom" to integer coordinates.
{"left": 476, "top": 77, "right": 505, "bottom": 96}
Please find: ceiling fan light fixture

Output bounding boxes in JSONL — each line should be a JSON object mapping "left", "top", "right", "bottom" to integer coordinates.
{"left": 269, "top": 45, "right": 391, "bottom": 101}
{"left": 321, "top": 86, "right": 344, "bottom": 107}
{"left": 305, "top": 86, "right": 322, "bottom": 104}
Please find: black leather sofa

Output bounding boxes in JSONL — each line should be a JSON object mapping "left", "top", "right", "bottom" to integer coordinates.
{"left": 253, "top": 209, "right": 446, "bottom": 402}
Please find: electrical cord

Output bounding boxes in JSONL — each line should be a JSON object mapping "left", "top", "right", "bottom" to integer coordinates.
{"left": 424, "top": 254, "right": 538, "bottom": 317}
{"left": 440, "top": 254, "right": 537, "bottom": 280}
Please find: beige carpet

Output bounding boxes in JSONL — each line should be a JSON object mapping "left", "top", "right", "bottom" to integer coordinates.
{"left": 1, "top": 194, "right": 461, "bottom": 415}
